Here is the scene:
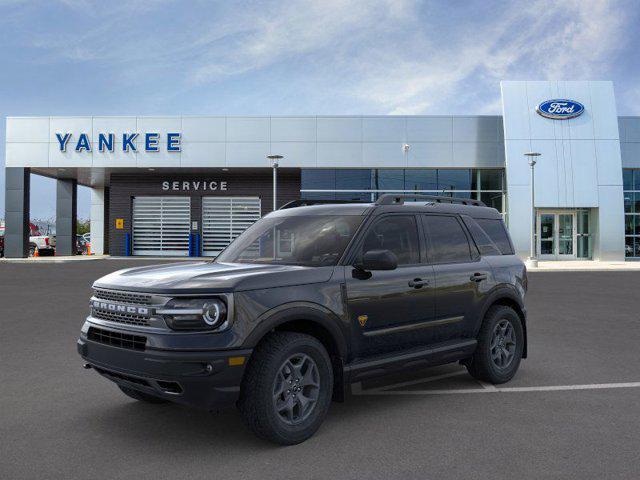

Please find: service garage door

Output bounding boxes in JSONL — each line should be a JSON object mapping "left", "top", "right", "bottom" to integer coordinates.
{"left": 202, "top": 197, "right": 261, "bottom": 256}
{"left": 132, "top": 196, "right": 191, "bottom": 256}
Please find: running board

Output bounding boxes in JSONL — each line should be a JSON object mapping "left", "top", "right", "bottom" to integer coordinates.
{"left": 344, "top": 339, "right": 477, "bottom": 382}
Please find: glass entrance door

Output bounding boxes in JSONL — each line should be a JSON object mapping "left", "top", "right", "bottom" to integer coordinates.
{"left": 539, "top": 214, "right": 555, "bottom": 256}
{"left": 537, "top": 211, "right": 577, "bottom": 260}
{"left": 557, "top": 214, "right": 574, "bottom": 257}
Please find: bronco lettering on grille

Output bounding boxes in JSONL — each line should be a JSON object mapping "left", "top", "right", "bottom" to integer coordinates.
{"left": 91, "top": 300, "right": 150, "bottom": 316}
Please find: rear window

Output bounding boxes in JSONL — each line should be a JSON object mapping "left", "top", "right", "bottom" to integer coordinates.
{"left": 462, "top": 216, "right": 501, "bottom": 256}
{"left": 475, "top": 218, "right": 514, "bottom": 255}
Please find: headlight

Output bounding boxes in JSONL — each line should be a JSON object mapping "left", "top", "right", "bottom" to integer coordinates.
{"left": 158, "top": 298, "right": 228, "bottom": 331}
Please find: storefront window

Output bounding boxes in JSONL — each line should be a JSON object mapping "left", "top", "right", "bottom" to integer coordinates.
{"left": 301, "top": 168, "right": 506, "bottom": 213}
{"left": 301, "top": 169, "right": 336, "bottom": 190}
{"left": 479, "top": 169, "right": 503, "bottom": 190}
{"left": 623, "top": 169, "right": 640, "bottom": 259}
{"left": 335, "top": 169, "right": 371, "bottom": 190}
{"left": 372, "top": 169, "right": 405, "bottom": 190}
{"left": 405, "top": 170, "right": 438, "bottom": 191}
{"left": 437, "top": 169, "right": 473, "bottom": 191}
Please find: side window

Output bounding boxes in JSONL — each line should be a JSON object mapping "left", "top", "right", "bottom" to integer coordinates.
{"left": 360, "top": 215, "right": 420, "bottom": 265}
{"left": 423, "top": 215, "right": 472, "bottom": 264}
{"left": 461, "top": 215, "right": 501, "bottom": 256}
{"left": 475, "top": 218, "right": 514, "bottom": 255}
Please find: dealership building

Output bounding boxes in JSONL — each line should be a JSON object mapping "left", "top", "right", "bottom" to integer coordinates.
{"left": 4, "top": 80, "right": 640, "bottom": 261}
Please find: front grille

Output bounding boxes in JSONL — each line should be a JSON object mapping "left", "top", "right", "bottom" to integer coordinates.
{"left": 88, "top": 327, "right": 146, "bottom": 351}
{"left": 94, "top": 288, "right": 152, "bottom": 305}
{"left": 92, "top": 309, "right": 151, "bottom": 327}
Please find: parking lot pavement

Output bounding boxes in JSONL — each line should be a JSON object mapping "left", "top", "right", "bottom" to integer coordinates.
{"left": 1, "top": 261, "right": 640, "bottom": 480}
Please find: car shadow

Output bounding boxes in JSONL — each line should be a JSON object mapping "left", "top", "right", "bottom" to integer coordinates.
{"left": 78, "top": 364, "right": 477, "bottom": 449}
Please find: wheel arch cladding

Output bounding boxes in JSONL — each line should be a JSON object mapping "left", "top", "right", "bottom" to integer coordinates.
{"left": 244, "top": 305, "right": 349, "bottom": 402}
{"left": 483, "top": 295, "right": 528, "bottom": 359}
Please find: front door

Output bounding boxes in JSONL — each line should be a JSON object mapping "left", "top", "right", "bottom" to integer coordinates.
{"left": 344, "top": 214, "right": 436, "bottom": 358}
{"left": 537, "top": 211, "right": 577, "bottom": 260}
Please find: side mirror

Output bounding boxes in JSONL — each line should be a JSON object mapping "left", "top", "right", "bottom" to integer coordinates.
{"left": 359, "top": 249, "right": 398, "bottom": 271}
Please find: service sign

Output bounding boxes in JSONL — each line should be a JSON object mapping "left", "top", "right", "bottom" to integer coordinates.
{"left": 162, "top": 180, "right": 228, "bottom": 191}
{"left": 536, "top": 99, "right": 584, "bottom": 120}
{"left": 55, "top": 132, "right": 181, "bottom": 152}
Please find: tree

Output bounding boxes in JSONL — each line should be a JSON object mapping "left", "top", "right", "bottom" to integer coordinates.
{"left": 77, "top": 219, "right": 90, "bottom": 236}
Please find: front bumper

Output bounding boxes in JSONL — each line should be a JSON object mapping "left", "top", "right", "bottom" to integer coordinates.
{"left": 77, "top": 332, "right": 252, "bottom": 410}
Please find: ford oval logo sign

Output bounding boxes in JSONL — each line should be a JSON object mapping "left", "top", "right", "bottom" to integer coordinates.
{"left": 536, "top": 99, "right": 584, "bottom": 120}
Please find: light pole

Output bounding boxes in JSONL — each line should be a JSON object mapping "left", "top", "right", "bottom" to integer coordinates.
{"left": 525, "top": 152, "right": 541, "bottom": 268}
{"left": 267, "top": 155, "right": 283, "bottom": 211}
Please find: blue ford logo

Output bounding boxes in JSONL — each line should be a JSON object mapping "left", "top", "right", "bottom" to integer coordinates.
{"left": 536, "top": 99, "right": 584, "bottom": 120}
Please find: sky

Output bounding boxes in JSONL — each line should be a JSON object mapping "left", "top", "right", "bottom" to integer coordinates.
{"left": 1, "top": 0, "right": 639, "bottom": 220}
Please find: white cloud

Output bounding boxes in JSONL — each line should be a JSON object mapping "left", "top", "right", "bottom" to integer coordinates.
{"left": 349, "top": 0, "right": 629, "bottom": 113}
{"left": 9, "top": 0, "right": 634, "bottom": 114}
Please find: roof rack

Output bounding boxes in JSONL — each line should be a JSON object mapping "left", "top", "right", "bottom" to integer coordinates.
{"left": 279, "top": 199, "right": 368, "bottom": 210}
{"left": 375, "top": 194, "right": 486, "bottom": 207}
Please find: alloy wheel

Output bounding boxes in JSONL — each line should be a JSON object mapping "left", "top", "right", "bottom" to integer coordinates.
{"left": 490, "top": 319, "right": 517, "bottom": 369}
{"left": 272, "top": 353, "right": 320, "bottom": 426}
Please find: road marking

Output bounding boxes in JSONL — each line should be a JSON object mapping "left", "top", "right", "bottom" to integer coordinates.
{"left": 478, "top": 380, "right": 497, "bottom": 391}
{"left": 353, "top": 381, "right": 640, "bottom": 396}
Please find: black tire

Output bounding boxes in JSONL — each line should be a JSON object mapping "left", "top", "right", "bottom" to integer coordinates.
{"left": 466, "top": 305, "right": 524, "bottom": 384}
{"left": 29, "top": 244, "right": 36, "bottom": 257}
{"left": 238, "top": 331, "right": 333, "bottom": 445}
{"left": 118, "top": 385, "right": 169, "bottom": 404}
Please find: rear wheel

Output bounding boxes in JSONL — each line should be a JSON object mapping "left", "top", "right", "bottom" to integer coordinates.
{"left": 238, "top": 331, "right": 333, "bottom": 445}
{"left": 466, "top": 305, "right": 524, "bottom": 384}
{"left": 118, "top": 385, "right": 169, "bottom": 404}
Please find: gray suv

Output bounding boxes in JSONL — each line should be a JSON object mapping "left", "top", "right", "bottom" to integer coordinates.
{"left": 78, "top": 194, "right": 527, "bottom": 444}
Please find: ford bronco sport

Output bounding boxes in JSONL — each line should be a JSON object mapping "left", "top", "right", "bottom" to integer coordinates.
{"left": 77, "top": 194, "right": 527, "bottom": 445}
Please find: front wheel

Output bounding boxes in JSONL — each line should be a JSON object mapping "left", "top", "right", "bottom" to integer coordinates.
{"left": 238, "top": 332, "right": 333, "bottom": 445}
{"left": 466, "top": 305, "right": 524, "bottom": 384}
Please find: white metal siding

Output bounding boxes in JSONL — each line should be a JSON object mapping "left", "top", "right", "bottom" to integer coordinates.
{"left": 202, "top": 197, "right": 261, "bottom": 256}
{"left": 132, "top": 196, "right": 191, "bottom": 256}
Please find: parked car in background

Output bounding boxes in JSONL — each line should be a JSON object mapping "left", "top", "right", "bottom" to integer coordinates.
{"left": 29, "top": 223, "right": 55, "bottom": 256}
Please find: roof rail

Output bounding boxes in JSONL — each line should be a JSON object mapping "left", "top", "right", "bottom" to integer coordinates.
{"left": 375, "top": 194, "right": 486, "bottom": 207}
{"left": 279, "top": 199, "right": 367, "bottom": 210}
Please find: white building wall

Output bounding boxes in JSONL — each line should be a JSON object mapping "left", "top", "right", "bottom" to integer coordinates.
{"left": 501, "top": 81, "right": 625, "bottom": 260}
{"left": 90, "top": 188, "right": 104, "bottom": 255}
{"left": 5, "top": 115, "right": 504, "bottom": 170}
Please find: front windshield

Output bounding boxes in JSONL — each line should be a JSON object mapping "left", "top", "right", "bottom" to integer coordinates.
{"left": 216, "top": 214, "right": 364, "bottom": 267}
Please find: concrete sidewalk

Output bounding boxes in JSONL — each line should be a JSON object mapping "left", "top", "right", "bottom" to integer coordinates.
{"left": 2, "top": 256, "right": 640, "bottom": 271}
{"left": 0, "top": 255, "right": 109, "bottom": 263}
{"left": 528, "top": 260, "right": 640, "bottom": 271}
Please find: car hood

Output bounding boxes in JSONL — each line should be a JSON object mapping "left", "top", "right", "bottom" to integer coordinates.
{"left": 93, "top": 261, "right": 335, "bottom": 294}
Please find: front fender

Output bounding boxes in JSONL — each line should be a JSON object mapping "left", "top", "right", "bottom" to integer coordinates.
{"left": 242, "top": 302, "right": 349, "bottom": 360}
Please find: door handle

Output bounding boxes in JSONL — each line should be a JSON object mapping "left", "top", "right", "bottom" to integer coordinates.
{"left": 408, "top": 278, "right": 429, "bottom": 288}
{"left": 470, "top": 272, "right": 488, "bottom": 282}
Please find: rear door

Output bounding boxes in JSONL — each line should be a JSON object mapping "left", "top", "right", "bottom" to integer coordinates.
{"left": 344, "top": 214, "right": 436, "bottom": 357}
{"left": 422, "top": 214, "right": 493, "bottom": 342}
